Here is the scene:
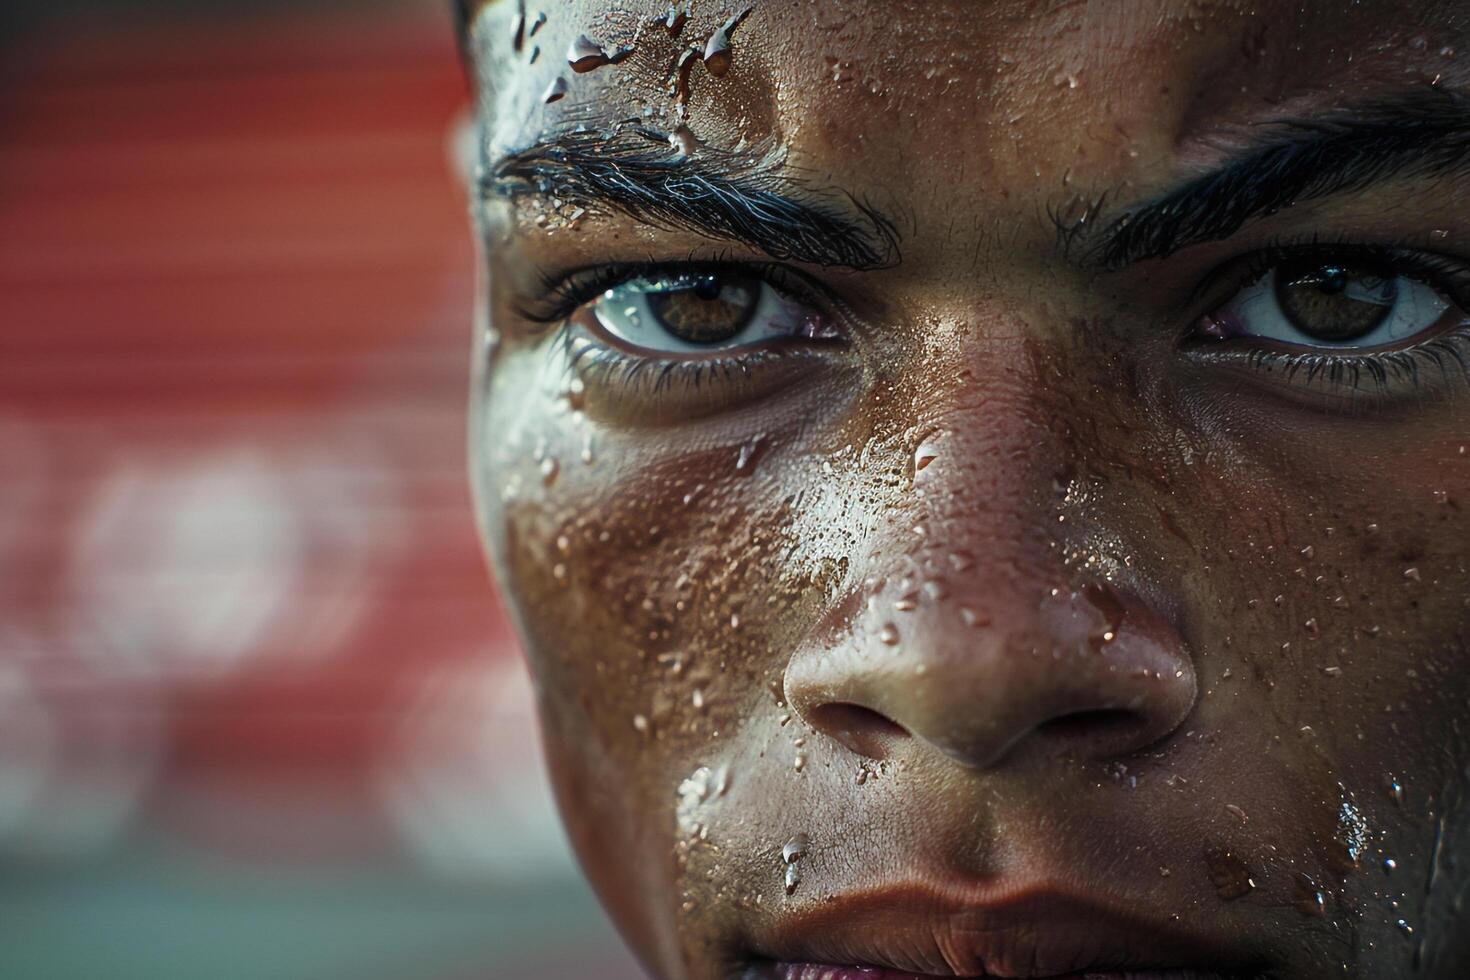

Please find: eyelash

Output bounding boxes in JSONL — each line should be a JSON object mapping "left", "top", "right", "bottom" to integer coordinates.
{"left": 521, "top": 257, "right": 846, "bottom": 411}
{"left": 1188, "top": 237, "right": 1470, "bottom": 395}
{"left": 517, "top": 256, "right": 827, "bottom": 325}
{"left": 519, "top": 238, "right": 1470, "bottom": 407}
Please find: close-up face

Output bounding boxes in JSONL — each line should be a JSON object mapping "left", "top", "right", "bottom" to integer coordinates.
{"left": 463, "top": 2, "right": 1470, "bottom": 978}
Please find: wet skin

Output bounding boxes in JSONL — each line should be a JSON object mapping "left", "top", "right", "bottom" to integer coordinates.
{"left": 462, "top": 1, "right": 1470, "bottom": 977}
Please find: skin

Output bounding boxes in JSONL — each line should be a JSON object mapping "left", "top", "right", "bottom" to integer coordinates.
{"left": 463, "top": 2, "right": 1470, "bottom": 977}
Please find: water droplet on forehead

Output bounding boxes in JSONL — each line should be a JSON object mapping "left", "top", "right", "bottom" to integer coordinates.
{"left": 510, "top": 5, "right": 526, "bottom": 50}
{"left": 669, "top": 47, "right": 700, "bottom": 104}
{"left": 781, "top": 833, "right": 809, "bottom": 863}
{"left": 568, "top": 35, "right": 614, "bottom": 73}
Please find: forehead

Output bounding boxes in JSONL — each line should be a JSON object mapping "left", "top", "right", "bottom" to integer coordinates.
{"left": 466, "top": 0, "right": 1464, "bottom": 215}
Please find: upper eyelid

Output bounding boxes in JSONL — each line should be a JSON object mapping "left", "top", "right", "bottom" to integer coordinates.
{"left": 517, "top": 259, "right": 828, "bottom": 323}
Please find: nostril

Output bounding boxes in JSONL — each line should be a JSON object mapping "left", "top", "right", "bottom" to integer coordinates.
{"left": 1036, "top": 708, "right": 1147, "bottom": 744}
{"left": 804, "top": 702, "right": 909, "bottom": 760}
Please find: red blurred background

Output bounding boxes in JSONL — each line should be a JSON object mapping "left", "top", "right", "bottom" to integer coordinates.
{"left": 0, "top": 1, "right": 641, "bottom": 976}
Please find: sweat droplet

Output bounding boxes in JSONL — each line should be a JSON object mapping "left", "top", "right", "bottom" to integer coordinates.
{"left": 702, "top": 6, "right": 750, "bottom": 77}
{"left": 662, "top": 3, "right": 688, "bottom": 35}
{"left": 1204, "top": 847, "right": 1255, "bottom": 900}
{"left": 510, "top": 6, "right": 525, "bottom": 50}
{"left": 878, "top": 623, "right": 900, "bottom": 646}
{"left": 542, "top": 76, "right": 568, "bottom": 103}
{"left": 734, "top": 435, "right": 765, "bottom": 472}
{"left": 669, "top": 124, "right": 701, "bottom": 156}
{"left": 670, "top": 47, "right": 700, "bottom": 103}
{"left": 568, "top": 35, "right": 610, "bottom": 72}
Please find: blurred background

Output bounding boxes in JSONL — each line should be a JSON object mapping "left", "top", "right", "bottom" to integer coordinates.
{"left": 0, "top": 1, "right": 642, "bottom": 976}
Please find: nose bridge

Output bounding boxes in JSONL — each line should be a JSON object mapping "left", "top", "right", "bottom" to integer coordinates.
{"left": 785, "top": 384, "right": 1197, "bottom": 769}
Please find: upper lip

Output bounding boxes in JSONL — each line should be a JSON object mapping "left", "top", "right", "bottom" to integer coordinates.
{"left": 749, "top": 880, "right": 1262, "bottom": 978}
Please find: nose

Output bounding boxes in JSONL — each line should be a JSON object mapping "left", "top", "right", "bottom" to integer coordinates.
{"left": 784, "top": 579, "right": 1197, "bottom": 769}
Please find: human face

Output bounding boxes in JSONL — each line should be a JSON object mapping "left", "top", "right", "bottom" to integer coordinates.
{"left": 464, "top": 2, "right": 1470, "bottom": 977}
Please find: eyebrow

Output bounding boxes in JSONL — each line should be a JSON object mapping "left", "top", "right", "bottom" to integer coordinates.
{"left": 482, "top": 126, "right": 901, "bottom": 270}
{"left": 1090, "top": 87, "right": 1470, "bottom": 269}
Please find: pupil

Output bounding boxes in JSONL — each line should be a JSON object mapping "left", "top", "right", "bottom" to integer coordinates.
{"left": 645, "top": 274, "right": 759, "bottom": 345}
{"left": 1315, "top": 266, "right": 1347, "bottom": 295}
{"left": 1274, "top": 258, "right": 1397, "bottom": 344}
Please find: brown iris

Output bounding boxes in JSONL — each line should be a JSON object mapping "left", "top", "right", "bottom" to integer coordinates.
{"left": 1274, "top": 258, "right": 1398, "bottom": 343}
{"left": 645, "top": 274, "right": 759, "bottom": 345}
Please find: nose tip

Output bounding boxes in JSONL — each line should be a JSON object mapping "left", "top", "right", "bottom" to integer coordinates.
{"left": 785, "top": 582, "right": 1197, "bottom": 769}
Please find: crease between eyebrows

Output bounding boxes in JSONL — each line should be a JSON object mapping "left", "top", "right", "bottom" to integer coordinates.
{"left": 483, "top": 127, "right": 901, "bottom": 271}
{"left": 1091, "top": 87, "right": 1470, "bottom": 268}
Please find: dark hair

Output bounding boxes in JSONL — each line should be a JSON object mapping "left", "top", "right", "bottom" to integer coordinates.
{"left": 451, "top": 0, "right": 471, "bottom": 38}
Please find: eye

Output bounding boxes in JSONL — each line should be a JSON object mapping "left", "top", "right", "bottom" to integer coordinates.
{"left": 1198, "top": 254, "right": 1463, "bottom": 351}
{"left": 579, "top": 269, "right": 837, "bottom": 355}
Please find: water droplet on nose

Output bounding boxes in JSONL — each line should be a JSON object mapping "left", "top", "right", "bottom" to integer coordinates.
{"left": 782, "top": 833, "right": 809, "bottom": 863}
{"left": 540, "top": 456, "right": 560, "bottom": 486}
{"left": 783, "top": 863, "right": 801, "bottom": 894}
{"left": 1224, "top": 803, "right": 1248, "bottom": 823}
{"left": 878, "top": 623, "right": 900, "bottom": 646}
{"left": 542, "top": 76, "right": 569, "bottom": 104}
{"left": 913, "top": 446, "right": 938, "bottom": 472}
{"left": 792, "top": 753, "right": 806, "bottom": 772}
{"left": 1383, "top": 856, "right": 1398, "bottom": 873}
{"left": 633, "top": 713, "right": 649, "bottom": 733}
{"left": 959, "top": 606, "right": 989, "bottom": 628}
{"left": 893, "top": 593, "right": 918, "bottom": 612}
{"left": 528, "top": 10, "right": 545, "bottom": 35}
{"left": 1404, "top": 567, "right": 1422, "bottom": 582}
{"left": 566, "top": 377, "right": 587, "bottom": 410}
{"left": 692, "top": 688, "right": 705, "bottom": 710}
{"left": 948, "top": 550, "right": 975, "bottom": 573}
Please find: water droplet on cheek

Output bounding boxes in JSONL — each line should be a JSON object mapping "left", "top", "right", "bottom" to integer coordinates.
{"left": 1204, "top": 847, "right": 1256, "bottom": 900}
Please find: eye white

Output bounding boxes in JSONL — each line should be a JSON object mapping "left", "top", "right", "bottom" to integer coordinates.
{"left": 1221, "top": 267, "right": 1452, "bottom": 350}
{"left": 589, "top": 278, "right": 807, "bottom": 354}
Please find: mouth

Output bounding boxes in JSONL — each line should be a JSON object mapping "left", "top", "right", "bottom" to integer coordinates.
{"left": 740, "top": 883, "right": 1266, "bottom": 980}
